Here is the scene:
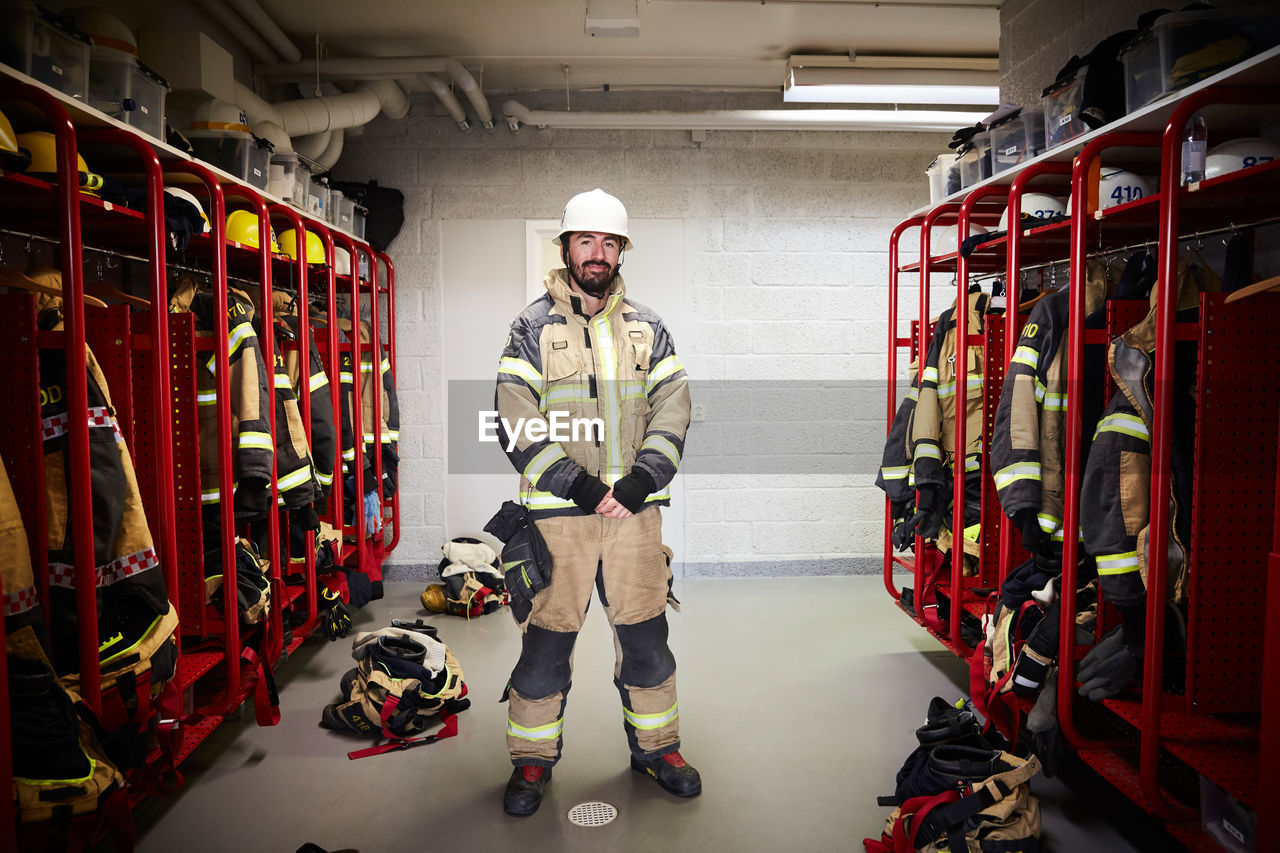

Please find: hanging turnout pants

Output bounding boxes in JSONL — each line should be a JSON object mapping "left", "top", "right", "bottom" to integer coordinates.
{"left": 506, "top": 506, "right": 678, "bottom": 769}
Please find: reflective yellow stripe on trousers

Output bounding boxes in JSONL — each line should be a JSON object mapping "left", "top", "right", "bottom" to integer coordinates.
{"left": 624, "top": 702, "right": 678, "bottom": 731}
{"left": 507, "top": 717, "right": 564, "bottom": 741}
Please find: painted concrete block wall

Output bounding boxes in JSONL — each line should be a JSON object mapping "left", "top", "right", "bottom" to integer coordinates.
{"left": 334, "top": 92, "right": 950, "bottom": 578}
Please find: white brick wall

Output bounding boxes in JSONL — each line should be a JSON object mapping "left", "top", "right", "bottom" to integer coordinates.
{"left": 335, "top": 92, "right": 949, "bottom": 577}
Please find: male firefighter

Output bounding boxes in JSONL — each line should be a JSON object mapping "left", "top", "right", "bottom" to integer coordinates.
{"left": 495, "top": 188, "right": 696, "bottom": 815}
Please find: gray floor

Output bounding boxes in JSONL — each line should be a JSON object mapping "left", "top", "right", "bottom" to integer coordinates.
{"left": 129, "top": 577, "right": 1150, "bottom": 852}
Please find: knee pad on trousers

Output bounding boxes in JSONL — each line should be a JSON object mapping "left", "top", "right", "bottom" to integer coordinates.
{"left": 511, "top": 624, "right": 577, "bottom": 700}
{"left": 615, "top": 613, "right": 676, "bottom": 687}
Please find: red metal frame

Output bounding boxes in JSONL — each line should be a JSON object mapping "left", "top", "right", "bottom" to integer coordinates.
{"left": 377, "top": 251, "right": 400, "bottom": 553}
{"left": 1059, "top": 131, "right": 1163, "bottom": 761}
{"left": 883, "top": 216, "right": 923, "bottom": 601}
{"left": 269, "top": 204, "right": 321, "bottom": 650}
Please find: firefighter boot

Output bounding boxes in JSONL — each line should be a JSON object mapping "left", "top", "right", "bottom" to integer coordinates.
{"left": 503, "top": 765, "right": 551, "bottom": 816}
{"left": 631, "top": 750, "right": 702, "bottom": 797}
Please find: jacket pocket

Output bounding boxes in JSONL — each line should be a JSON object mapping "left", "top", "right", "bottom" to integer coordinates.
{"left": 544, "top": 343, "right": 581, "bottom": 382}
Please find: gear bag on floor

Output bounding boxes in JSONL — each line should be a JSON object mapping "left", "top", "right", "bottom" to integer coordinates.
{"left": 320, "top": 625, "right": 470, "bottom": 758}
{"left": 864, "top": 750, "right": 1041, "bottom": 853}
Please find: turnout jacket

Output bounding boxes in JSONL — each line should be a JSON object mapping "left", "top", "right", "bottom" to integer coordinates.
{"left": 496, "top": 268, "right": 690, "bottom": 519}
{"left": 991, "top": 261, "right": 1107, "bottom": 545}
{"left": 911, "top": 287, "right": 989, "bottom": 497}
{"left": 874, "top": 358, "right": 919, "bottom": 509}
{"left": 1080, "top": 257, "right": 1219, "bottom": 607}
{"left": 35, "top": 292, "right": 175, "bottom": 679}
{"left": 273, "top": 294, "right": 337, "bottom": 502}
{"left": 335, "top": 319, "right": 400, "bottom": 499}
{"left": 170, "top": 279, "right": 274, "bottom": 519}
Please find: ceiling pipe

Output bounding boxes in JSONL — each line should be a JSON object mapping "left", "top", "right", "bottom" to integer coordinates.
{"left": 502, "top": 99, "right": 986, "bottom": 132}
{"left": 443, "top": 58, "right": 494, "bottom": 129}
{"left": 192, "top": 0, "right": 277, "bottom": 63}
{"left": 274, "top": 88, "right": 381, "bottom": 137}
{"left": 418, "top": 74, "right": 471, "bottom": 132}
{"left": 314, "top": 129, "right": 345, "bottom": 172}
{"left": 234, "top": 80, "right": 291, "bottom": 151}
{"left": 293, "top": 129, "right": 331, "bottom": 161}
{"left": 260, "top": 57, "right": 451, "bottom": 81}
{"left": 357, "top": 79, "right": 410, "bottom": 121}
{"left": 260, "top": 56, "right": 494, "bottom": 129}
{"left": 223, "top": 0, "right": 302, "bottom": 64}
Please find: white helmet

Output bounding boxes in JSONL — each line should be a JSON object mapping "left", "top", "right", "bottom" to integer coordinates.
{"left": 554, "top": 188, "right": 632, "bottom": 249}
{"left": 190, "top": 99, "right": 251, "bottom": 137}
{"left": 1205, "top": 137, "right": 1280, "bottom": 180}
{"left": 334, "top": 246, "right": 351, "bottom": 277}
{"left": 933, "top": 222, "right": 987, "bottom": 255}
{"left": 1098, "top": 168, "right": 1151, "bottom": 210}
{"left": 998, "top": 192, "right": 1066, "bottom": 231}
{"left": 69, "top": 7, "right": 137, "bottom": 56}
{"left": 164, "top": 186, "right": 210, "bottom": 233}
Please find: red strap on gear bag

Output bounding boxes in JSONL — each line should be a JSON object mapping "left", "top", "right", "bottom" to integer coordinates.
{"left": 966, "top": 638, "right": 1020, "bottom": 747}
{"left": 346, "top": 699, "right": 460, "bottom": 760}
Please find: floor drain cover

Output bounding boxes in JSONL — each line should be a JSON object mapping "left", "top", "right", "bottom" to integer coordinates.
{"left": 567, "top": 801, "right": 618, "bottom": 827}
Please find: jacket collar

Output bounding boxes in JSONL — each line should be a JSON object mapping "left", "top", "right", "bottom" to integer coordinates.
{"left": 544, "top": 267, "right": 626, "bottom": 321}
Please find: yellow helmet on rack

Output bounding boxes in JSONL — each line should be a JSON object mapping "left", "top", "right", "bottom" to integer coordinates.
{"left": 225, "top": 209, "right": 281, "bottom": 253}
{"left": 0, "top": 109, "right": 30, "bottom": 171}
{"left": 279, "top": 228, "right": 327, "bottom": 265}
{"left": 15, "top": 131, "right": 103, "bottom": 196}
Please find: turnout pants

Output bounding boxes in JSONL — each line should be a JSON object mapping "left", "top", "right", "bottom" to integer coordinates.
{"left": 506, "top": 507, "right": 679, "bottom": 768}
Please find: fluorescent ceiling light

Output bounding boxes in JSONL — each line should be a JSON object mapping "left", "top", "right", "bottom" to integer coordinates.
{"left": 785, "top": 61, "right": 1000, "bottom": 106}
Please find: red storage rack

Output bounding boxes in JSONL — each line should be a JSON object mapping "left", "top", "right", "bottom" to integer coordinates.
{"left": 882, "top": 48, "right": 1280, "bottom": 850}
{"left": 0, "top": 62, "right": 400, "bottom": 847}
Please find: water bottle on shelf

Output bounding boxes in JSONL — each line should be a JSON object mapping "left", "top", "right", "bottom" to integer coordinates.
{"left": 1182, "top": 114, "right": 1207, "bottom": 185}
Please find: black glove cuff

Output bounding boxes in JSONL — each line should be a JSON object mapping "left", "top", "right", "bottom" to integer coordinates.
{"left": 610, "top": 468, "right": 656, "bottom": 514}
{"left": 916, "top": 486, "right": 936, "bottom": 512}
{"left": 568, "top": 472, "right": 610, "bottom": 514}
{"left": 1119, "top": 604, "right": 1146, "bottom": 648}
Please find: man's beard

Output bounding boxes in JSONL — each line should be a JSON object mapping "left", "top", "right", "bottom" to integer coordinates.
{"left": 569, "top": 258, "right": 616, "bottom": 296}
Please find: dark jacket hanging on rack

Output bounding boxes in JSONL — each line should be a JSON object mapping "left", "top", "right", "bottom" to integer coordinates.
{"left": 273, "top": 292, "right": 337, "bottom": 504}
{"left": 1081, "top": 257, "right": 1219, "bottom": 609}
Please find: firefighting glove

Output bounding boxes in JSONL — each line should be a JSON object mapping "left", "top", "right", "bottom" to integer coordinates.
{"left": 319, "top": 588, "right": 353, "bottom": 640}
{"left": 892, "top": 516, "right": 916, "bottom": 552}
{"left": 1077, "top": 625, "right": 1142, "bottom": 701}
{"left": 1026, "top": 674, "right": 1064, "bottom": 777}
{"left": 484, "top": 500, "right": 553, "bottom": 601}
{"left": 609, "top": 467, "right": 656, "bottom": 514}
{"left": 907, "top": 484, "right": 947, "bottom": 541}
{"left": 1014, "top": 508, "right": 1048, "bottom": 554}
{"left": 364, "top": 491, "right": 382, "bottom": 534}
{"left": 567, "top": 471, "right": 610, "bottom": 514}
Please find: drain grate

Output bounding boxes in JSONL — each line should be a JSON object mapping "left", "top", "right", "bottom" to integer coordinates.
{"left": 567, "top": 801, "right": 618, "bottom": 827}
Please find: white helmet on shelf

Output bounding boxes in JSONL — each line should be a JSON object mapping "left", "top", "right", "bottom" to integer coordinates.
{"left": 1098, "top": 167, "right": 1151, "bottom": 210}
{"left": 164, "top": 186, "right": 210, "bottom": 233}
{"left": 998, "top": 192, "right": 1066, "bottom": 231}
{"left": 553, "top": 188, "right": 632, "bottom": 249}
{"left": 189, "top": 99, "right": 252, "bottom": 137}
{"left": 1205, "top": 137, "right": 1280, "bottom": 180}
{"left": 334, "top": 246, "right": 351, "bottom": 276}
{"left": 68, "top": 7, "right": 137, "bottom": 56}
{"left": 933, "top": 222, "right": 988, "bottom": 255}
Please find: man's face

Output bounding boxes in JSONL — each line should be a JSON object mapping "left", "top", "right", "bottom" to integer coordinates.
{"left": 565, "top": 231, "right": 622, "bottom": 296}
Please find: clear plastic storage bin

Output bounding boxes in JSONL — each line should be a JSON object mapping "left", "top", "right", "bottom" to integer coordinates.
{"left": 353, "top": 204, "right": 367, "bottom": 241}
{"left": 335, "top": 193, "right": 356, "bottom": 232}
{"left": 307, "top": 176, "right": 330, "bottom": 221}
{"left": 189, "top": 134, "right": 271, "bottom": 190}
{"left": 990, "top": 109, "right": 1045, "bottom": 173}
{"left": 925, "top": 154, "right": 949, "bottom": 203}
{"left": 268, "top": 152, "right": 311, "bottom": 209}
{"left": 1120, "top": 8, "right": 1271, "bottom": 113}
{"left": 1200, "top": 775, "right": 1255, "bottom": 852}
{"left": 88, "top": 51, "right": 167, "bottom": 139}
{"left": 1042, "top": 70, "right": 1089, "bottom": 150}
{"left": 1, "top": 2, "right": 91, "bottom": 101}
{"left": 958, "top": 132, "right": 992, "bottom": 188}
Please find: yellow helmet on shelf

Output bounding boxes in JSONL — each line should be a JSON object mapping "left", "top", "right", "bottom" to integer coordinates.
{"left": 15, "top": 131, "right": 103, "bottom": 196}
{"left": 279, "top": 228, "right": 327, "bottom": 265}
{"left": 0, "top": 109, "right": 30, "bottom": 171}
{"left": 225, "top": 209, "right": 280, "bottom": 253}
